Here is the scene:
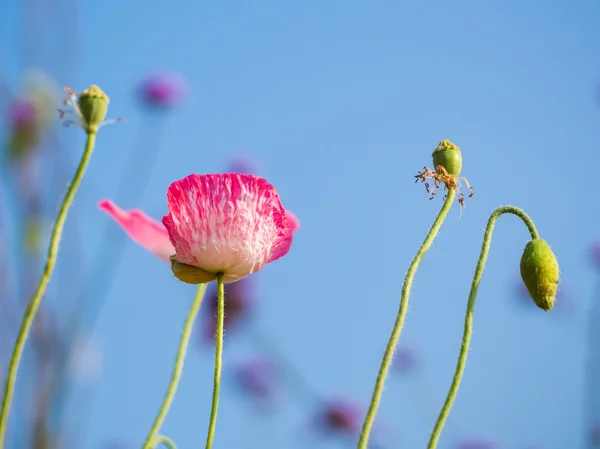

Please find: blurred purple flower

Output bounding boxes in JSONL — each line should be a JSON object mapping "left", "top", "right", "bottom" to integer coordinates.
{"left": 455, "top": 437, "right": 498, "bottom": 449}
{"left": 590, "top": 422, "right": 600, "bottom": 445}
{"left": 234, "top": 357, "right": 279, "bottom": 406}
{"left": 226, "top": 154, "right": 260, "bottom": 175}
{"left": 200, "top": 276, "right": 253, "bottom": 343}
{"left": 138, "top": 72, "right": 187, "bottom": 108}
{"left": 590, "top": 242, "right": 600, "bottom": 267}
{"left": 393, "top": 344, "right": 418, "bottom": 374}
{"left": 317, "top": 399, "right": 361, "bottom": 436}
{"left": 10, "top": 98, "right": 37, "bottom": 129}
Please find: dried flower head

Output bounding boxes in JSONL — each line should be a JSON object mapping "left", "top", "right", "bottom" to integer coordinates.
{"left": 58, "top": 85, "right": 124, "bottom": 133}
{"left": 415, "top": 140, "right": 474, "bottom": 212}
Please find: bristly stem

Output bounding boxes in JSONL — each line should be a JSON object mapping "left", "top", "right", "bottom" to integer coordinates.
{"left": 426, "top": 206, "right": 539, "bottom": 449}
{"left": 156, "top": 434, "right": 178, "bottom": 449}
{"left": 357, "top": 188, "right": 456, "bottom": 449}
{"left": 142, "top": 283, "right": 207, "bottom": 449}
{"left": 0, "top": 131, "right": 98, "bottom": 448}
{"left": 205, "top": 273, "right": 225, "bottom": 449}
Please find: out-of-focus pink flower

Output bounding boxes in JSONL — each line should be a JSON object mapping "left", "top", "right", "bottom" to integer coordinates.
{"left": 455, "top": 437, "right": 498, "bottom": 449}
{"left": 138, "top": 72, "right": 187, "bottom": 108}
{"left": 201, "top": 276, "right": 253, "bottom": 342}
{"left": 393, "top": 344, "right": 418, "bottom": 373}
{"left": 234, "top": 357, "right": 279, "bottom": 402}
{"left": 99, "top": 174, "right": 298, "bottom": 284}
{"left": 10, "top": 99, "right": 37, "bottom": 129}
{"left": 318, "top": 400, "right": 361, "bottom": 436}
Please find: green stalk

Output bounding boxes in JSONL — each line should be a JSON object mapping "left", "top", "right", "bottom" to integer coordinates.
{"left": 0, "top": 132, "right": 97, "bottom": 448}
{"left": 357, "top": 189, "right": 456, "bottom": 449}
{"left": 204, "top": 273, "right": 225, "bottom": 449}
{"left": 142, "top": 283, "right": 207, "bottom": 449}
{"left": 426, "top": 206, "right": 539, "bottom": 449}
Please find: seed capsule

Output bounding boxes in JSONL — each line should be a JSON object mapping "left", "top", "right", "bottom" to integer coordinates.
{"left": 432, "top": 139, "right": 462, "bottom": 177}
{"left": 77, "top": 85, "right": 109, "bottom": 133}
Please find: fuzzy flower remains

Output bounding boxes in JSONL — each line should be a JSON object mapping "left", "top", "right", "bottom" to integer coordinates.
{"left": 58, "top": 85, "right": 125, "bottom": 133}
{"left": 99, "top": 173, "right": 298, "bottom": 284}
{"left": 415, "top": 139, "right": 474, "bottom": 209}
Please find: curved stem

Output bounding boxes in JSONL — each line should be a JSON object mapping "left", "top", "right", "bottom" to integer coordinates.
{"left": 156, "top": 434, "right": 178, "bottom": 449}
{"left": 142, "top": 283, "right": 207, "bottom": 449}
{"left": 0, "top": 131, "right": 97, "bottom": 448}
{"left": 357, "top": 189, "right": 456, "bottom": 449}
{"left": 205, "top": 273, "right": 225, "bottom": 449}
{"left": 426, "top": 205, "right": 539, "bottom": 449}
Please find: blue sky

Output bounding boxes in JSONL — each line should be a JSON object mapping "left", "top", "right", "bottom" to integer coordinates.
{"left": 1, "top": 0, "right": 600, "bottom": 448}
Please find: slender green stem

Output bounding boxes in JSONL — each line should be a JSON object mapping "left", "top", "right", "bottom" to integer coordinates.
{"left": 426, "top": 206, "right": 539, "bottom": 449}
{"left": 357, "top": 189, "right": 456, "bottom": 449}
{"left": 142, "top": 283, "right": 207, "bottom": 449}
{"left": 205, "top": 273, "right": 225, "bottom": 449}
{"left": 156, "top": 435, "right": 177, "bottom": 449}
{"left": 0, "top": 131, "right": 98, "bottom": 448}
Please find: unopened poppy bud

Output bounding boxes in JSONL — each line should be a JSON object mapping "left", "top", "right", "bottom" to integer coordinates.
{"left": 78, "top": 85, "right": 109, "bottom": 133}
{"left": 519, "top": 239, "right": 559, "bottom": 311}
{"left": 170, "top": 256, "right": 217, "bottom": 284}
{"left": 432, "top": 139, "right": 462, "bottom": 177}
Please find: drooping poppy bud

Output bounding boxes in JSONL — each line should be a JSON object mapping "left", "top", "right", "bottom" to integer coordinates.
{"left": 519, "top": 239, "right": 559, "bottom": 311}
{"left": 432, "top": 139, "right": 462, "bottom": 177}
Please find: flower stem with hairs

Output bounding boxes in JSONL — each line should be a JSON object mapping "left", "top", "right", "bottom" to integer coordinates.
{"left": 426, "top": 206, "right": 540, "bottom": 449}
{"left": 357, "top": 188, "right": 456, "bottom": 449}
{"left": 205, "top": 273, "right": 225, "bottom": 449}
{"left": 0, "top": 131, "right": 98, "bottom": 448}
{"left": 142, "top": 283, "right": 207, "bottom": 449}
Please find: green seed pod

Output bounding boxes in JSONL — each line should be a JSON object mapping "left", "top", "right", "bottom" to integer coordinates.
{"left": 77, "top": 85, "right": 109, "bottom": 133}
{"left": 519, "top": 239, "right": 559, "bottom": 311}
{"left": 432, "top": 139, "right": 462, "bottom": 177}
{"left": 170, "top": 256, "right": 217, "bottom": 284}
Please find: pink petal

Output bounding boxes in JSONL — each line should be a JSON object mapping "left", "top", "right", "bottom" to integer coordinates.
{"left": 162, "top": 173, "right": 293, "bottom": 283}
{"left": 98, "top": 200, "right": 175, "bottom": 262}
{"left": 285, "top": 210, "right": 300, "bottom": 232}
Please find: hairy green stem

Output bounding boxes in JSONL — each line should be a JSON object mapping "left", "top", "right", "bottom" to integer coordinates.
{"left": 156, "top": 435, "right": 177, "bottom": 449}
{"left": 357, "top": 189, "right": 456, "bottom": 449}
{"left": 0, "top": 131, "right": 98, "bottom": 448}
{"left": 205, "top": 273, "right": 225, "bottom": 449}
{"left": 426, "top": 206, "right": 539, "bottom": 449}
{"left": 142, "top": 283, "right": 207, "bottom": 449}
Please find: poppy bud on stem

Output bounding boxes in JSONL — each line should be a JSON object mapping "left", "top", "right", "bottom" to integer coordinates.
{"left": 0, "top": 85, "right": 112, "bottom": 448}
{"left": 426, "top": 206, "right": 558, "bottom": 449}
{"left": 358, "top": 141, "right": 462, "bottom": 449}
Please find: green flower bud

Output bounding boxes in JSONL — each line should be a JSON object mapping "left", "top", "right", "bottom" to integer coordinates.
{"left": 77, "top": 85, "right": 109, "bottom": 133}
{"left": 170, "top": 256, "right": 217, "bottom": 284}
{"left": 519, "top": 239, "right": 559, "bottom": 311}
{"left": 432, "top": 139, "right": 462, "bottom": 177}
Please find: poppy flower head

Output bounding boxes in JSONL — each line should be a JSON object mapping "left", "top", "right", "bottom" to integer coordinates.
{"left": 162, "top": 173, "right": 294, "bottom": 284}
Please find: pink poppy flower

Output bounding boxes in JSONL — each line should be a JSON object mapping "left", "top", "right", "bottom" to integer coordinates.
{"left": 99, "top": 173, "right": 297, "bottom": 284}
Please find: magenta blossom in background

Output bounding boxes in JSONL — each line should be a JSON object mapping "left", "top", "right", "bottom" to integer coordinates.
{"left": 455, "top": 437, "right": 498, "bottom": 449}
{"left": 234, "top": 357, "right": 279, "bottom": 405}
{"left": 10, "top": 98, "right": 37, "bottom": 129}
{"left": 227, "top": 154, "right": 260, "bottom": 175}
{"left": 138, "top": 71, "right": 188, "bottom": 108}
{"left": 317, "top": 399, "right": 361, "bottom": 436}
{"left": 590, "top": 241, "right": 600, "bottom": 267}
{"left": 393, "top": 344, "right": 418, "bottom": 374}
{"left": 590, "top": 422, "right": 600, "bottom": 445}
{"left": 99, "top": 173, "right": 299, "bottom": 284}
